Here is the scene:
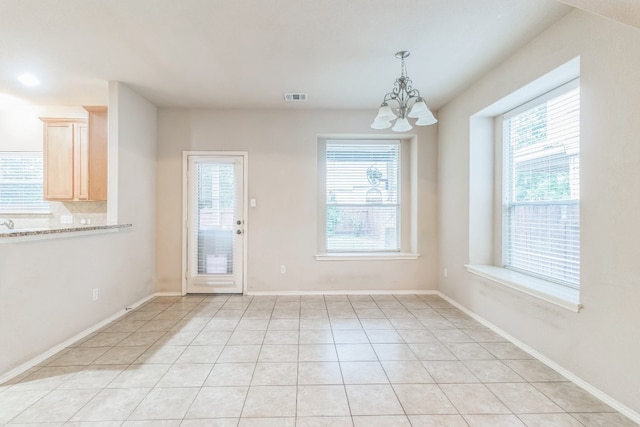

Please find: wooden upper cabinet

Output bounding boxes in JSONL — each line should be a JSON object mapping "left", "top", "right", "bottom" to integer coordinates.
{"left": 42, "top": 118, "right": 84, "bottom": 200}
{"left": 84, "top": 106, "right": 108, "bottom": 201}
{"left": 76, "top": 121, "right": 90, "bottom": 200}
{"left": 41, "top": 106, "right": 108, "bottom": 201}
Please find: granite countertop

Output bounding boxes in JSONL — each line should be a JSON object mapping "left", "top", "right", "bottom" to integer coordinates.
{"left": 0, "top": 224, "right": 132, "bottom": 238}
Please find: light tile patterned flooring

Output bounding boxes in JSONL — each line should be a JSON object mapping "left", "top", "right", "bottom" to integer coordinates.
{"left": 1, "top": 294, "right": 637, "bottom": 426}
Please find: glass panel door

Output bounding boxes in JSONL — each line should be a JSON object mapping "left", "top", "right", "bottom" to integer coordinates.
{"left": 186, "top": 155, "right": 244, "bottom": 293}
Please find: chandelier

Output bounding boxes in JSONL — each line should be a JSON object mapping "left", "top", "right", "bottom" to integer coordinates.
{"left": 371, "top": 51, "right": 437, "bottom": 132}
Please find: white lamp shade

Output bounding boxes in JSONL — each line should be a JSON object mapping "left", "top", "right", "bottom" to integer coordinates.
{"left": 374, "top": 104, "right": 396, "bottom": 122}
{"left": 408, "top": 100, "right": 429, "bottom": 118}
{"left": 392, "top": 117, "right": 412, "bottom": 132}
{"left": 371, "top": 119, "right": 392, "bottom": 130}
{"left": 415, "top": 110, "right": 438, "bottom": 126}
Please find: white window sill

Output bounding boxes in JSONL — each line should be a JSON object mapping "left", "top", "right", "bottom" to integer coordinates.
{"left": 465, "top": 264, "right": 582, "bottom": 313}
{"left": 316, "top": 252, "right": 420, "bottom": 261}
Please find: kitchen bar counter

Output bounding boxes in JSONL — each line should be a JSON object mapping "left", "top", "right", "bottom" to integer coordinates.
{"left": 0, "top": 224, "right": 132, "bottom": 243}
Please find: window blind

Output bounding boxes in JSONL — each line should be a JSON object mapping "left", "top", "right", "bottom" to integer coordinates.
{"left": 326, "top": 141, "right": 400, "bottom": 252}
{"left": 0, "top": 152, "right": 50, "bottom": 213}
{"left": 190, "top": 160, "right": 239, "bottom": 276}
{"left": 503, "top": 81, "right": 580, "bottom": 288}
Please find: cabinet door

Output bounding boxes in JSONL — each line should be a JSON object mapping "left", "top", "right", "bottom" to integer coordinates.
{"left": 85, "top": 107, "right": 107, "bottom": 201}
{"left": 76, "top": 123, "right": 89, "bottom": 200}
{"left": 43, "top": 122, "right": 74, "bottom": 200}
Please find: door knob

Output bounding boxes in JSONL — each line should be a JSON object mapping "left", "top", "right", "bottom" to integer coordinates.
{"left": 236, "top": 229, "right": 242, "bottom": 235}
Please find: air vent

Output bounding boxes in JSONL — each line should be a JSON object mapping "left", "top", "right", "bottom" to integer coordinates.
{"left": 284, "top": 93, "right": 308, "bottom": 102}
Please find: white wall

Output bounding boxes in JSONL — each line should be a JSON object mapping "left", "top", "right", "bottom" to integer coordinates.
{"left": 156, "top": 109, "right": 438, "bottom": 293}
{"left": 0, "top": 82, "right": 157, "bottom": 375}
{"left": 0, "top": 105, "right": 87, "bottom": 152}
{"left": 438, "top": 10, "right": 640, "bottom": 415}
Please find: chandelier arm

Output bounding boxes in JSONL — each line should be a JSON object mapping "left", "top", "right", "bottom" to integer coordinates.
{"left": 382, "top": 93, "right": 395, "bottom": 105}
{"left": 389, "top": 80, "right": 402, "bottom": 100}
{"left": 406, "top": 88, "right": 421, "bottom": 99}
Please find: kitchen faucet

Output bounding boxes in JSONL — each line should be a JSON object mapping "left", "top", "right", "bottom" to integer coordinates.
{"left": 0, "top": 219, "right": 14, "bottom": 229}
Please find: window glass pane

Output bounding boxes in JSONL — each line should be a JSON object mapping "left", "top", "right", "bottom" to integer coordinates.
{"left": 0, "top": 153, "right": 50, "bottom": 213}
{"left": 326, "top": 142, "right": 400, "bottom": 252}
{"left": 195, "top": 162, "right": 235, "bottom": 275}
{"left": 503, "top": 84, "right": 580, "bottom": 288}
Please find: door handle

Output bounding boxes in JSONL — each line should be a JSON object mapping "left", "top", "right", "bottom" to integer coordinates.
{"left": 236, "top": 229, "right": 242, "bottom": 235}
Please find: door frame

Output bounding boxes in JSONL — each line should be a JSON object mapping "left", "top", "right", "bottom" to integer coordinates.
{"left": 181, "top": 150, "right": 249, "bottom": 295}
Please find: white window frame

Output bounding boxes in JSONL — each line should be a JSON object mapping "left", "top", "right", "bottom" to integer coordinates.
{"left": 502, "top": 79, "right": 580, "bottom": 289}
{"left": 316, "top": 137, "right": 418, "bottom": 260}
{"left": 465, "top": 58, "right": 582, "bottom": 312}
{"left": 0, "top": 151, "right": 50, "bottom": 214}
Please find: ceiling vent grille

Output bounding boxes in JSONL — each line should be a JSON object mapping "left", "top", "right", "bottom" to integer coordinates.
{"left": 284, "top": 93, "right": 308, "bottom": 102}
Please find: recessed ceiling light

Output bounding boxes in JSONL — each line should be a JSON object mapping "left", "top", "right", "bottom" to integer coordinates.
{"left": 18, "top": 73, "right": 40, "bottom": 87}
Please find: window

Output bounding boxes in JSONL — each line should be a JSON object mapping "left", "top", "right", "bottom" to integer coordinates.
{"left": 0, "top": 152, "right": 50, "bottom": 214}
{"left": 502, "top": 80, "right": 580, "bottom": 288}
{"left": 323, "top": 140, "right": 401, "bottom": 253}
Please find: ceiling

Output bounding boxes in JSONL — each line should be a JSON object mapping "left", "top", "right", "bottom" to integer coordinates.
{"left": 0, "top": 0, "right": 580, "bottom": 110}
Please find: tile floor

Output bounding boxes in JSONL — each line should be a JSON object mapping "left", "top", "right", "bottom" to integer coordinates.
{"left": 0, "top": 294, "right": 637, "bottom": 426}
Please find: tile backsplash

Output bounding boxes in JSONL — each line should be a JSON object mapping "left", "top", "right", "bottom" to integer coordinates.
{"left": 51, "top": 201, "right": 108, "bottom": 227}
{"left": 1, "top": 201, "right": 107, "bottom": 230}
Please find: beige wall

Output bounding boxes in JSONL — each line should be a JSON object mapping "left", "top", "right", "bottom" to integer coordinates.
{"left": 0, "top": 82, "right": 157, "bottom": 375}
{"left": 156, "top": 109, "right": 438, "bottom": 293}
{"left": 438, "top": 9, "right": 640, "bottom": 414}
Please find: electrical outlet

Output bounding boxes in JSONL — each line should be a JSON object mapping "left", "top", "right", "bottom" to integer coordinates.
{"left": 92, "top": 288, "right": 99, "bottom": 301}
{"left": 444, "top": 267, "right": 448, "bottom": 278}
{"left": 280, "top": 265, "right": 286, "bottom": 274}
{"left": 61, "top": 215, "right": 73, "bottom": 224}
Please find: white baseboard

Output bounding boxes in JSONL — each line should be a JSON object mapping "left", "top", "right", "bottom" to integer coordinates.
{"left": 0, "top": 293, "right": 157, "bottom": 386}
{"left": 246, "top": 289, "right": 438, "bottom": 296}
{"left": 436, "top": 291, "right": 640, "bottom": 425}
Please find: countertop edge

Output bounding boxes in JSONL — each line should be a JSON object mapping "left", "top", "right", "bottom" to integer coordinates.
{"left": 0, "top": 224, "right": 132, "bottom": 241}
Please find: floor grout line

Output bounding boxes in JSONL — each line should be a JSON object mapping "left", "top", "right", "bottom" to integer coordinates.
{"left": 1, "top": 293, "right": 637, "bottom": 426}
